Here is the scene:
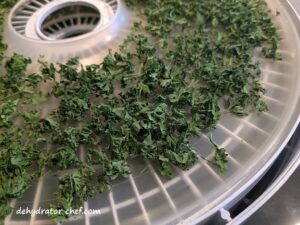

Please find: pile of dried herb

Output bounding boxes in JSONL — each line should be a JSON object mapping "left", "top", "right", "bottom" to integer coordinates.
{"left": 0, "top": 0, "right": 280, "bottom": 223}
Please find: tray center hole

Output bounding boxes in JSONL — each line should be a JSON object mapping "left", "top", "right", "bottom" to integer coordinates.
{"left": 40, "top": 3, "right": 101, "bottom": 40}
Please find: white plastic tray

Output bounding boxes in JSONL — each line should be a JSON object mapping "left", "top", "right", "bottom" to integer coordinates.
{"left": 3, "top": 0, "right": 300, "bottom": 224}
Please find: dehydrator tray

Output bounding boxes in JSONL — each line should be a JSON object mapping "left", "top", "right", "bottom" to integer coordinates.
{"left": 2, "top": 0, "right": 300, "bottom": 224}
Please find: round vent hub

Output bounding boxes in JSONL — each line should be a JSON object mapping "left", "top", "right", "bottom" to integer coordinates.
{"left": 4, "top": 0, "right": 134, "bottom": 62}
{"left": 10, "top": 0, "right": 119, "bottom": 41}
